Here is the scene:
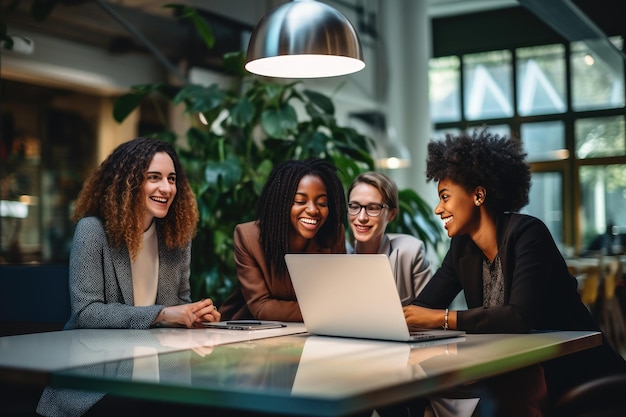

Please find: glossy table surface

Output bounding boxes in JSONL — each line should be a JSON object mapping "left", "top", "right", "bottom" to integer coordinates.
{"left": 0, "top": 326, "right": 600, "bottom": 416}
{"left": 0, "top": 322, "right": 307, "bottom": 385}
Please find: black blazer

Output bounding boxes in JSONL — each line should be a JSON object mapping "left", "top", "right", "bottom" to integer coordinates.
{"left": 414, "top": 212, "right": 626, "bottom": 400}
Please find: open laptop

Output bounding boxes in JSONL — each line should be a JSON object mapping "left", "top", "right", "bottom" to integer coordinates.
{"left": 285, "top": 253, "right": 465, "bottom": 342}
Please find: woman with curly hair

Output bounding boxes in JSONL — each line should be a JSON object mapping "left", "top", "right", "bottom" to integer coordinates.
{"left": 402, "top": 128, "right": 626, "bottom": 416}
{"left": 219, "top": 158, "right": 347, "bottom": 321}
{"left": 37, "top": 137, "right": 221, "bottom": 417}
{"left": 62, "top": 136, "right": 220, "bottom": 329}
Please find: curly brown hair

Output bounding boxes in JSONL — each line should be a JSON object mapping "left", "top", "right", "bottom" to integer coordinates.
{"left": 425, "top": 128, "right": 531, "bottom": 213}
{"left": 72, "top": 137, "right": 198, "bottom": 259}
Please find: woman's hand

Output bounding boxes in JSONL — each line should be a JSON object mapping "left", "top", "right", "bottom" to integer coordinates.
{"left": 191, "top": 298, "right": 221, "bottom": 326}
{"left": 156, "top": 299, "right": 220, "bottom": 328}
{"left": 403, "top": 305, "right": 453, "bottom": 330}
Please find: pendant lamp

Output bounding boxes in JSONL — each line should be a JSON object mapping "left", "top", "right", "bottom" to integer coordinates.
{"left": 245, "top": 0, "right": 365, "bottom": 78}
{"left": 349, "top": 111, "right": 411, "bottom": 170}
{"left": 376, "top": 127, "right": 411, "bottom": 169}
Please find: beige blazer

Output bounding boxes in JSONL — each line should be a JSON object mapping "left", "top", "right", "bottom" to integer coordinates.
{"left": 348, "top": 233, "right": 432, "bottom": 305}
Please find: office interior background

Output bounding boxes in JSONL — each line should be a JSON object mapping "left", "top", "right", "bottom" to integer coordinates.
{"left": 1, "top": 0, "right": 625, "bottom": 265}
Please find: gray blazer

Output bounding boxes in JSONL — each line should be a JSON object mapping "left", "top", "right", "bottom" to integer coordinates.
{"left": 349, "top": 233, "right": 432, "bottom": 305}
{"left": 37, "top": 216, "right": 193, "bottom": 417}
{"left": 65, "top": 216, "right": 192, "bottom": 329}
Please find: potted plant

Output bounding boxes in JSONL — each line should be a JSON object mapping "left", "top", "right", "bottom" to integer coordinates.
{"left": 109, "top": 7, "right": 444, "bottom": 304}
{"left": 2, "top": 1, "right": 442, "bottom": 303}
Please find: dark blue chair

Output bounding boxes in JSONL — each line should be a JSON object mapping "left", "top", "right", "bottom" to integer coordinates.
{"left": 0, "top": 264, "right": 70, "bottom": 336}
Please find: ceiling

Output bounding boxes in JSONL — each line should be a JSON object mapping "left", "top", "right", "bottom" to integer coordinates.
{"left": 3, "top": 0, "right": 623, "bottom": 74}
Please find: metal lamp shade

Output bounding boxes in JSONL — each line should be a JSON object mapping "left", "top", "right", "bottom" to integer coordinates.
{"left": 245, "top": 0, "right": 365, "bottom": 78}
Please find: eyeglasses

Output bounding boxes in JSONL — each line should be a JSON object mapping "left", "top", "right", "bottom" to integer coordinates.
{"left": 347, "top": 202, "right": 388, "bottom": 217}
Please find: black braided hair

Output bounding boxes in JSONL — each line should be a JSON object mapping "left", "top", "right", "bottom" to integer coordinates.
{"left": 256, "top": 158, "right": 346, "bottom": 276}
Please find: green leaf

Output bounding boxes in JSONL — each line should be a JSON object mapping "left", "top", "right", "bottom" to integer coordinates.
{"left": 297, "top": 131, "right": 328, "bottom": 157}
{"left": 303, "top": 89, "right": 335, "bottom": 115}
{"left": 186, "top": 127, "right": 211, "bottom": 155}
{"left": 204, "top": 155, "right": 243, "bottom": 190}
{"left": 230, "top": 98, "right": 254, "bottom": 127}
{"left": 164, "top": 4, "right": 214, "bottom": 49}
{"left": 262, "top": 83, "right": 289, "bottom": 107}
{"left": 331, "top": 155, "right": 370, "bottom": 184}
{"left": 261, "top": 105, "right": 298, "bottom": 138}
{"left": 251, "top": 159, "right": 274, "bottom": 193}
{"left": 112, "top": 83, "right": 168, "bottom": 123}
{"left": 113, "top": 92, "right": 147, "bottom": 123}
{"left": 223, "top": 52, "right": 247, "bottom": 76}
{"left": 174, "top": 84, "right": 226, "bottom": 112}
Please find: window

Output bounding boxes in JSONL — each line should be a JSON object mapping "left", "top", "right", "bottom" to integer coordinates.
{"left": 429, "top": 37, "right": 626, "bottom": 255}
{"left": 571, "top": 38, "right": 625, "bottom": 112}
{"left": 521, "top": 121, "right": 567, "bottom": 163}
{"left": 516, "top": 45, "right": 566, "bottom": 116}
{"left": 429, "top": 56, "right": 461, "bottom": 123}
{"left": 575, "top": 116, "right": 625, "bottom": 159}
{"left": 580, "top": 165, "right": 626, "bottom": 245}
{"left": 523, "top": 171, "right": 564, "bottom": 246}
{"left": 1, "top": 80, "right": 97, "bottom": 264}
{"left": 463, "top": 50, "right": 514, "bottom": 120}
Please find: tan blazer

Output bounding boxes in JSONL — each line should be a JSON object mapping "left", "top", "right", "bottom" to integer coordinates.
{"left": 219, "top": 221, "right": 346, "bottom": 321}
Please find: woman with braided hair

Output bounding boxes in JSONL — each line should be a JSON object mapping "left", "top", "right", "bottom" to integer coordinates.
{"left": 219, "top": 158, "right": 347, "bottom": 321}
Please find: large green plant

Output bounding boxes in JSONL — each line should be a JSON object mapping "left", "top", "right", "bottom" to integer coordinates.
{"left": 112, "top": 9, "right": 443, "bottom": 304}
{"left": 2, "top": 2, "right": 442, "bottom": 301}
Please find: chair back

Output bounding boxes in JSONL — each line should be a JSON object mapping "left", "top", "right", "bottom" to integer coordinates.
{"left": 551, "top": 373, "right": 626, "bottom": 417}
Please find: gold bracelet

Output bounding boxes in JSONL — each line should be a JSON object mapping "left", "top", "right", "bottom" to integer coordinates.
{"left": 443, "top": 308, "right": 449, "bottom": 330}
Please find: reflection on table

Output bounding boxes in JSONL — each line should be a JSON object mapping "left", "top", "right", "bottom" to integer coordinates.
{"left": 0, "top": 323, "right": 307, "bottom": 386}
{"left": 49, "top": 331, "right": 600, "bottom": 417}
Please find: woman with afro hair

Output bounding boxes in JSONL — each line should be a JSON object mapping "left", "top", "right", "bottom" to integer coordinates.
{"left": 219, "top": 158, "right": 347, "bottom": 322}
{"left": 402, "top": 128, "right": 626, "bottom": 416}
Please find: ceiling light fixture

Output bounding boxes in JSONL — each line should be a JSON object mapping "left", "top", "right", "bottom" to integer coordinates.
{"left": 349, "top": 111, "right": 411, "bottom": 170}
{"left": 245, "top": 0, "right": 365, "bottom": 78}
{"left": 375, "top": 127, "right": 411, "bottom": 170}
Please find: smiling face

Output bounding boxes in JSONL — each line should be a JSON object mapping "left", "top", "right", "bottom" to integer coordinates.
{"left": 289, "top": 174, "right": 329, "bottom": 250}
{"left": 435, "top": 178, "right": 480, "bottom": 238}
{"left": 142, "top": 152, "right": 177, "bottom": 231}
{"left": 348, "top": 182, "right": 396, "bottom": 253}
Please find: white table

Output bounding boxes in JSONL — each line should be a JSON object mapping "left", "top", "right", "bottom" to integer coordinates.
{"left": 0, "top": 327, "right": 600, "bottom": 416}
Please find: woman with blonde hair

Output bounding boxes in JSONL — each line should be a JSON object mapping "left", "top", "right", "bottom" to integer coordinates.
{"left": 347, "top": 171, "right": 431, "bottom": 304}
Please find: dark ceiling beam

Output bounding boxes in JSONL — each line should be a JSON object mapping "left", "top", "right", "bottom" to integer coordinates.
{"left": 519, "top": 0, "right": 626, "bottom": 64}
{"left": 94, "top": 0, "right": 187, "bottom": 84}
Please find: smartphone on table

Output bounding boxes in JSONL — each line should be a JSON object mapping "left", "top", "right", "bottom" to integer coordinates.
{"left": 202, "top": 320, "right": 287, "bottom": 330}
